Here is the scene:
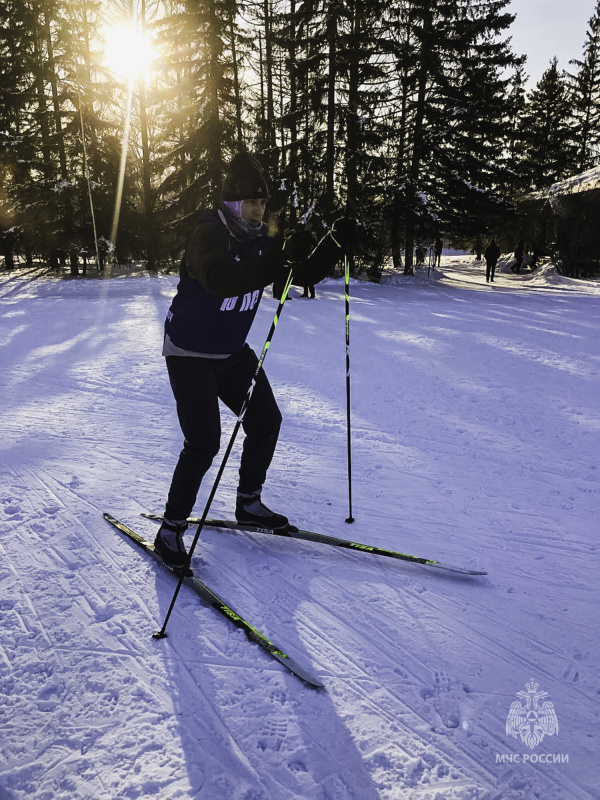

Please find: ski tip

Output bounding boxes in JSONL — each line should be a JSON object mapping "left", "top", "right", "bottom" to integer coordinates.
{"left": 293, "top": 667, "right": 325, "bottom": 689}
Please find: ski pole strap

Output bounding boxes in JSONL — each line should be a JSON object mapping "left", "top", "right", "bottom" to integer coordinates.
{"left": 330, "top": 230, "right": 343, "bottom": 249}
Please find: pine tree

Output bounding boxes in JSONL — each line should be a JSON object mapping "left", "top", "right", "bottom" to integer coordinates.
{"left": 338, "top": 0, "right": 390, "bottom": 222}
{"left": 435, "top": 0, "right": 522, "bottom": 246}
{"left": 386, "top": 0, "right": 453, "bottom": 273}
{"left": 386, "top": 0, "right": 521, "bottom": 272}
{"left": 286, "top": 0, "right": 330, "bottom": 216}
{"left": 2, "top": 0, "right": 566, "bottom": 273}
{"left": 152, "top": 0, "right": 240, "bottom": 256}
{"left": 505, "top": 62, "right": 528, "bottom": 166}
{"left": 569, "top": 1, "right": 600, "bottom": 171}
{"left": 59, "top": 0, "right": 128, "bottom": 274}
{"left": 518, "top": 59, "right": 578, "bottom": 190}
{"left": 0, "top": 0, "right": 33, "bottom": 267}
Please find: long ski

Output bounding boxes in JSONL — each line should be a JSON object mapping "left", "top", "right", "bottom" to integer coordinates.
{"left": 141, "top": 514, "right": 487, "bottom": 576}
{"left": 103, "top": 513, "right": 323, "bottom": 688}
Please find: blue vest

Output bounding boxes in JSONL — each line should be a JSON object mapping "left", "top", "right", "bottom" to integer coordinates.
{"left": 165, "top": 213, "right": 270, "bottom": 355}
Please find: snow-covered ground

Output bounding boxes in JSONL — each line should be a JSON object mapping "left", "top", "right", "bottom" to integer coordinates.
{"left": 1, "top": 258, "right": 598, "bottom": 799}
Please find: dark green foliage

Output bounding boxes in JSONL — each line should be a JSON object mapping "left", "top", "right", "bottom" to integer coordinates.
{"left": 568, "top": 0, "right": 600, "bottom": 172}
{"left": 1, "top": 0, "right": 599, "bottom": 273}
{"left": 516, "top": 59, "right": 578, "bottom": 191}
{"left": 383, "top": 0, "right": 522, "bottom": 272}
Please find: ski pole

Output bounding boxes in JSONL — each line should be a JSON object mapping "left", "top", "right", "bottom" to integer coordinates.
{"left": 344, "top": 254, "right": 355, "bottom": 523}
{"left": 153, "top": 267, "right": 295, "bottom": 640}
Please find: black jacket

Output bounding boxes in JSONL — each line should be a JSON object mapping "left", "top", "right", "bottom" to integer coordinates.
{"left": 484, "top": 243, "right": 501, "bottom": 265}
{"left": 165, "top": 210, "right": 344, "bottom": 354}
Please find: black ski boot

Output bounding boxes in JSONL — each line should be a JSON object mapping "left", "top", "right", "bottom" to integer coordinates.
{"left": 154, "top": 518, "right": 189, "bottom": 570}
{"left": 235, "top": 492, "right": 289, "bottom": 530}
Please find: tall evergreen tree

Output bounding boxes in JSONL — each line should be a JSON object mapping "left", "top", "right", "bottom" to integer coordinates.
{"left": 337, "top": 0, "right": 390, "bottom": 222}
{"left": 518, "top": 58, "right": 578, "bottom": 190}
{"left": 0, "top": 0, "right": 33, "bottom": 267}
{"left": 4, "top": 0, "right": 592, "bottom": 273}
{"left": 386, "top": 0, "right": 452, "bottom": 272}
{"left": 505, "top": 61, "right": 528, "bottom": 165}
{"left": 569, "top": 1, "right": 600, "bottom": 171}
{"left": 436, "top": 0, "right": 522, "bottom": 246}
{"left": 386, "top": 0, "right": 520, "bottom": 272}
{"left": 61, "top": 0, "right": 126, "bottom": 273}
{"left": 152, "top": 0, "right": 240, "bottom": 254}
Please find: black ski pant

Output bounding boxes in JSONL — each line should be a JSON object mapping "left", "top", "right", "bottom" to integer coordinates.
{"left": 164, "top": 345, "right": 281, "bottom": 521}
{"left": 486, "top": 261, "right": 497, "bottom": 282}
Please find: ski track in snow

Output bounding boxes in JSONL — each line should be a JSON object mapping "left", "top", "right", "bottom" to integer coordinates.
{"left": 1, "top": 262, "right": 599, "bottom": 799}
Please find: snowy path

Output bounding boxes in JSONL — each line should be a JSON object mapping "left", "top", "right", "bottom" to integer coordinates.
{"left": 1, "top": 262, "right": 598, "bottom": 799}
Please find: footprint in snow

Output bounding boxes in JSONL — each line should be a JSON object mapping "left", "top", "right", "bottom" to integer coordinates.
{"left": 4, "top": 505, "right": 21, "bottom": 516}
{"left": 43, "top": 505, "right": 61, "bottom": 516}
{"left": 257, "top": 719, "right": 288, "bottom": 752}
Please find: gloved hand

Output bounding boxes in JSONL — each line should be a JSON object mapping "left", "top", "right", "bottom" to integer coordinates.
{"left": 283, "top": 230, "right": 318, "bottom": 263}
{"left": 331, "top": 217, "right": 361, "bottom": 251}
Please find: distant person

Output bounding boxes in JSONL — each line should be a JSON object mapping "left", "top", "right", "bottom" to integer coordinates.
{"left": 434, "top": 237, "right": 443, "bottom": 267}
{"left": 415, "top": 245, "right": 425, "bottom": 265}
{"left": 484, "top": 240, "right": 501, "bottom": 283}
{"left": 294, "top": 222, "right": 319, "bottom": 298}
{"left": 511, "top": 239, "right": 525, "bottom": 273}
{"left": 530, "top": 242, "right": 546, "bottom": 270}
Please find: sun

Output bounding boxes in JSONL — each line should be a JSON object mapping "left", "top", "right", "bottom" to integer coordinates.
{"left": 103, "top": 24, "right": 157, "bottom": 82}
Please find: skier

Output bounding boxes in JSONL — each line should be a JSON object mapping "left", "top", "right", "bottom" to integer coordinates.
{"left": 511, "top": 239, "right": 525, "bottom": 273}
{"left": 434, "top": 237, "right": 443, "bottom": 267}
{"left": 484, "top": 239, "right": 501, "bottom": 283}
{"left": 294, "top": 222, "right": 319, "bottom": 298}
{"left": 155, "top": 151, "right": 356, "bottom": 567}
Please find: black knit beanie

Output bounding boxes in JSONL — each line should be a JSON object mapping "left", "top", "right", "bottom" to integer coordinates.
{"left": 220, "top": 152, "right": 270, "bottom": 202}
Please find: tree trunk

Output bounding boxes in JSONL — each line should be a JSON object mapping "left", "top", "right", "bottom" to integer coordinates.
{"left": 391, "top": 211, "right": 403, "bottom": 270}
{"left": 44, "top": 13, "right": 68, "bottom": 180}
{"left": 1, "top": 237, "right": 15, "bottom": 271}
{"left": 138, "top": 0, "right": 155, "bottom": 270}
{"left": 404, "top": 8, "right": 432, "bottom": 275}
{"left": 138, "top": 74, "right": 155, "bottom": 270}
{"left": 287, "top": 0, "right": 299, "bottom": 225}
{"left": 206, "top": 0, "right": 224, "bottom": 202}
{"left": 325, "top": 5, "right": 337, "bottom": 213}
{"left": 263, "top": 0, "right": 277, "bottom": 175}
{"left": 32, "top": 14, "right": 53, "bottom": 180}
{"left": 70, "top": 250, "right": 79, "bottom": 277}
{"left": 345, "top": 0, "right": 360, "bottom": 217}
{"left": 392, "top": 6, "right": 412, "bottom": 271}
{"left": 43, "top": 9, "right": 76, "bottom": 253}
{"left": 229, "top": 10, "right": 243, "bottom": 147}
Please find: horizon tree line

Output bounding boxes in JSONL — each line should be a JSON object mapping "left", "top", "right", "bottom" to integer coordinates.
{"left": 1, "top": 0, "right": 600, "bottom": 276}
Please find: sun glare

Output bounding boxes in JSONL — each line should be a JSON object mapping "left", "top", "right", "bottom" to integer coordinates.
{"left": 103, "top": 25, "right": 157, "bottom": 82}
